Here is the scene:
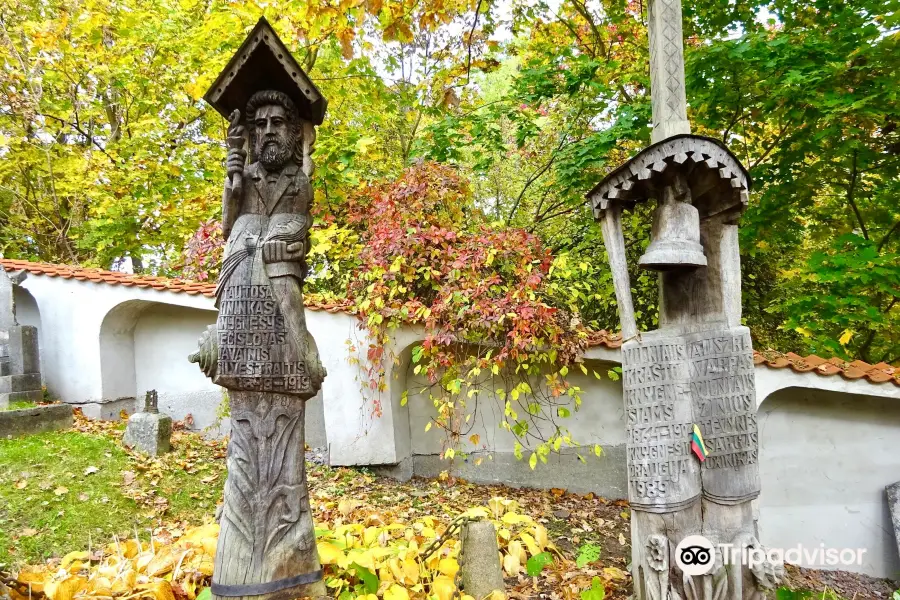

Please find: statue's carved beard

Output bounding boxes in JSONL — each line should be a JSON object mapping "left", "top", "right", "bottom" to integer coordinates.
{"left": 256, "top": 136, "right": 294, "bottom": 170}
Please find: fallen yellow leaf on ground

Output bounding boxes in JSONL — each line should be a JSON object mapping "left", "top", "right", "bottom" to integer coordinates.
{"left": 438, "top": 557, "right": 459, "bottom": 578}
{"left": 431, "top": 575, "right": 456, "bottom": 600}
{"left": 384, "top": 584, "right": 410, "bottom": 600}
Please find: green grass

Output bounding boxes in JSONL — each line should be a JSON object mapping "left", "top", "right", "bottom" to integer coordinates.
{"left": 774, "top": 589, "right": 846, "bottom": 600}
{"left": 0, "top": 424, "right": 226, "bottom": 567}
{"left": 1, "top": 400, "right": 38, "bottom": 411}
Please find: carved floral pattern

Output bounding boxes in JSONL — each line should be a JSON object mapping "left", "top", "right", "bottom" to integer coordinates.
{"left": 647, "top": 534, "right": 669, "bottom": 572}
{"left": 222, "top": 395, "right": 308, "bottom": 566}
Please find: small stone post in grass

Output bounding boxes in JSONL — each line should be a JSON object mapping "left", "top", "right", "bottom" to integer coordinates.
{"left": 459, "top": 520, "right": 505, "bottom": 599}
{"left": 123, "top": 390, "right": 172, "bottom": 456}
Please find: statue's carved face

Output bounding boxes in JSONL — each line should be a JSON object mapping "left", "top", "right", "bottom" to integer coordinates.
{"left": 252, "top": 104, "right": 294, "bottom": 170}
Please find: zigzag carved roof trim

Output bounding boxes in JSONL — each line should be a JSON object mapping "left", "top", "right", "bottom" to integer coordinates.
{"left": 586, "top": 134, "right": 751, "bottom": 219}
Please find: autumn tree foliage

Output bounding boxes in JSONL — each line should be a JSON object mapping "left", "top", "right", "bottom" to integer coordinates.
{"left": 181, "top": 219, "right": 223, "bottom": 282}
{"left": 2, "top": 0, "right": 897, "bottom": 369}
{"left": 347, "top": 162, "right": 597, "bottom": 464}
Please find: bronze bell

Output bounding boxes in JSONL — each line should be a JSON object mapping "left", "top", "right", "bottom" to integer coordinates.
{"left": 638, "top": 182, "right": 707, "bottom": 271}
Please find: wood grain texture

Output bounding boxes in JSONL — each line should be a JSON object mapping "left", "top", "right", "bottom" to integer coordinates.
{"left": 647, "top": 0, "right": 691, "bottom": 142}
{"left": 593, "top": 137, "right": 775, "bottom": 599}
{"left": 600, "top": 204, "right": 638, "bottom": 340}
{"left": 587, "top": 136, "right": 750, "bottom": 220}
{"left": 214, "top": 391, "right": 326, "bottom": 600}
{"left": 189, "top": 86, "right": 328, "bottom": 600}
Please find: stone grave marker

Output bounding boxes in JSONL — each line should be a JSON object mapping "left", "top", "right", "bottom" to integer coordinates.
{"left": 0, "top": 268, "right": 43, "bottom": 409}
{"left": 886, "top": 481, "right": 900, "bottom": 563}
{"left": 188, "top": 17, "right": 328, "bottom": 600}
{"left": 584, "top": 1, "right": 784, "bottom": 597}
{"left": 123, "top": 390, "right": 172, "bottom": 456}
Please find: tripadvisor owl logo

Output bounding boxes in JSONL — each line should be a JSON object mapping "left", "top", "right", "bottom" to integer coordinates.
{"left": 675, "top": 535, "right": 715, "bottom": 575}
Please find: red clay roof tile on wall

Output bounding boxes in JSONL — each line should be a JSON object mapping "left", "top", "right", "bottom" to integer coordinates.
{"left": 752, "top": 349, "right": 899, "bottom": 387}
{"left": 0, "top": 258, "right": 352, "bottom": 313}
{"left": 585, "top": 330, "right": 623, "bottom": 349}
{"left": 2, "top": 258, "right": 897, "bottom": 386}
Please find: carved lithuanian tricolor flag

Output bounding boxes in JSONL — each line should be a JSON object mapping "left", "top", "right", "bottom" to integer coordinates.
{"left": 691, "top": 424, "right": 709, "bottom": 462}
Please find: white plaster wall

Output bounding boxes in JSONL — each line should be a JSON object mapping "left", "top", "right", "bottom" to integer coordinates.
{"left": 9, "top": 271, "right": 337, "bottom": 440}
{"left": 12, "top": 273, "right": 213, "bottom": 404}
{"left": 408, "top": 358, "right": 627, "bottom": 456}
{"left": 306, "top": 311, "right": 419, "bottom": 466}
{"left": 133, "top": 303, "right": 222, "bottom": 429}
{"left": 757, "top": 387, "right": 900, "bottom": 578}
{"left": 101, "top": 301, "right": 153, "bottom": 401}
{"left": 10, "top": 269, "right": 900, "bottom": 578}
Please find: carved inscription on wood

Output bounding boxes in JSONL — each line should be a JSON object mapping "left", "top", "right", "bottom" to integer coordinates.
{"left": 622, "top": 337, "right": 701, "bottom": 512}
{"left": 689, "top": 328, "right": 760, "bottom": 504}
{"left": 217, "top": 284, "right": 312, "bottom": 395}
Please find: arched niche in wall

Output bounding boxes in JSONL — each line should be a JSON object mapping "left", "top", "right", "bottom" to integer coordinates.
{"left": 13, "top": 285, "right": 41, "bottom": 330}
{"left": 99, "top": 299, "right": 159, "bottom": 402}
{"left": 755, "top": 386, "right": 900, "bottom": 578}
{"left": 13, "top": 285, "right": 43, "bottom": 383}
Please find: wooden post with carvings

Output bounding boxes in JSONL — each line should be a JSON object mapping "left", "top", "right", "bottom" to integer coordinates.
{"left": 585, "top": 2, "right": 784, "bottom": 599}
{"left": 188, "top": 17, "right": 329, "bottom": 600}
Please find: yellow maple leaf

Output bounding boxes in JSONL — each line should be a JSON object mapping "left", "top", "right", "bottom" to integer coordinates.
{"left": 338, "top": 498, "right": 354, "bottom": 516}
{"left": 402, "top": 557, "right": 420, "bottom": 584}
{"left": 316, "top": 541, "right": 344, "bottom": 565}
{"left": 502, "top": 552, "right": 521, "bottom": 576}
{"left": 179, "top": 524, "right": 219, "bottom": 546}
{"left": 60, "top": 551, "right": 90, "bottom": 569}
{"left": 501, "top": 512, "right": 533, "bottom": 526}
{"left": 110, "top": 570, "right": 136, "bottom": 595}
{"left": 45, "top": 576, "right": 86, "bottom": 600}
{"left": 363, "top": 526, "right": 381, "bottom": 547}
{"left": 347, "top": 548, "right": 377, "bottom": 571}
{"left": 384, "top": 584, "right": 410, "bottom": 600}
{"left": 508, "top": 540, "right": 527, "bottom": 565}
{"left": 143, "top": 581, "right": 176, "bottom": 600}
{"left": 603, "top": 566, "right": 629, "bottom": 581}
{"left": 519, "top": 532, "right": 540, "bottom": 557}
{"left": 15, "top": 571, "right": 47, "bottom": 594}
{"left": 145, "top": 547, "right": 176, "bottom": 577}
{"left": 432, "top": 575, "right": 456, "bottom": 600}
{"left": 438, "top": 557, "right": 459, "bottom": 577}
{"left": 534, "top": 524, "right": 549, "bottom": 550}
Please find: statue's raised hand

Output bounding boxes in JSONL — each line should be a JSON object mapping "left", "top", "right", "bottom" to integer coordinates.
{"left": 225, "top": 109, "right": 246, "bottom": 183}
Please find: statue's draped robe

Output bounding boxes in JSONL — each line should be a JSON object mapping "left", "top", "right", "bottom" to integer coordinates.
{"left": 215, "top": 160, "right": 323, "bottom": 396}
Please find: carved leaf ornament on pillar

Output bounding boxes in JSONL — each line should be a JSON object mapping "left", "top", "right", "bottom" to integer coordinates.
{"left": 224, "top": 397, "right": 307, "bottom": 562}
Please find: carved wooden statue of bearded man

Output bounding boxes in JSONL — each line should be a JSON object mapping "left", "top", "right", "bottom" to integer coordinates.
{"left": 214, "top": 89, "right": 325, "bottom": 392}
{"left": 190, "top": 88, "right": 327, "bottom": 600}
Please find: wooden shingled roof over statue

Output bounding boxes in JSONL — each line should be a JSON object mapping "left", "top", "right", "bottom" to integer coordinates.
{"left": 203, "top": 17, "right": 327, "bottom": 125}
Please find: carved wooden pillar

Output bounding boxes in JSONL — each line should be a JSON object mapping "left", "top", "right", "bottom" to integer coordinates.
{"left": 214, "top": 392, "right": 325, "bottom": 600}
{"left": 587, "top": 136, "right": 782, "bottom": 600}
{"left": 189, "top": 17, "right": 330, "bottom": 600}
{"left": 647, "top": 0, "right": 691, "bottom": 143}
{"left": 600, "top": 203, "right": 638, "bottom": 340}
